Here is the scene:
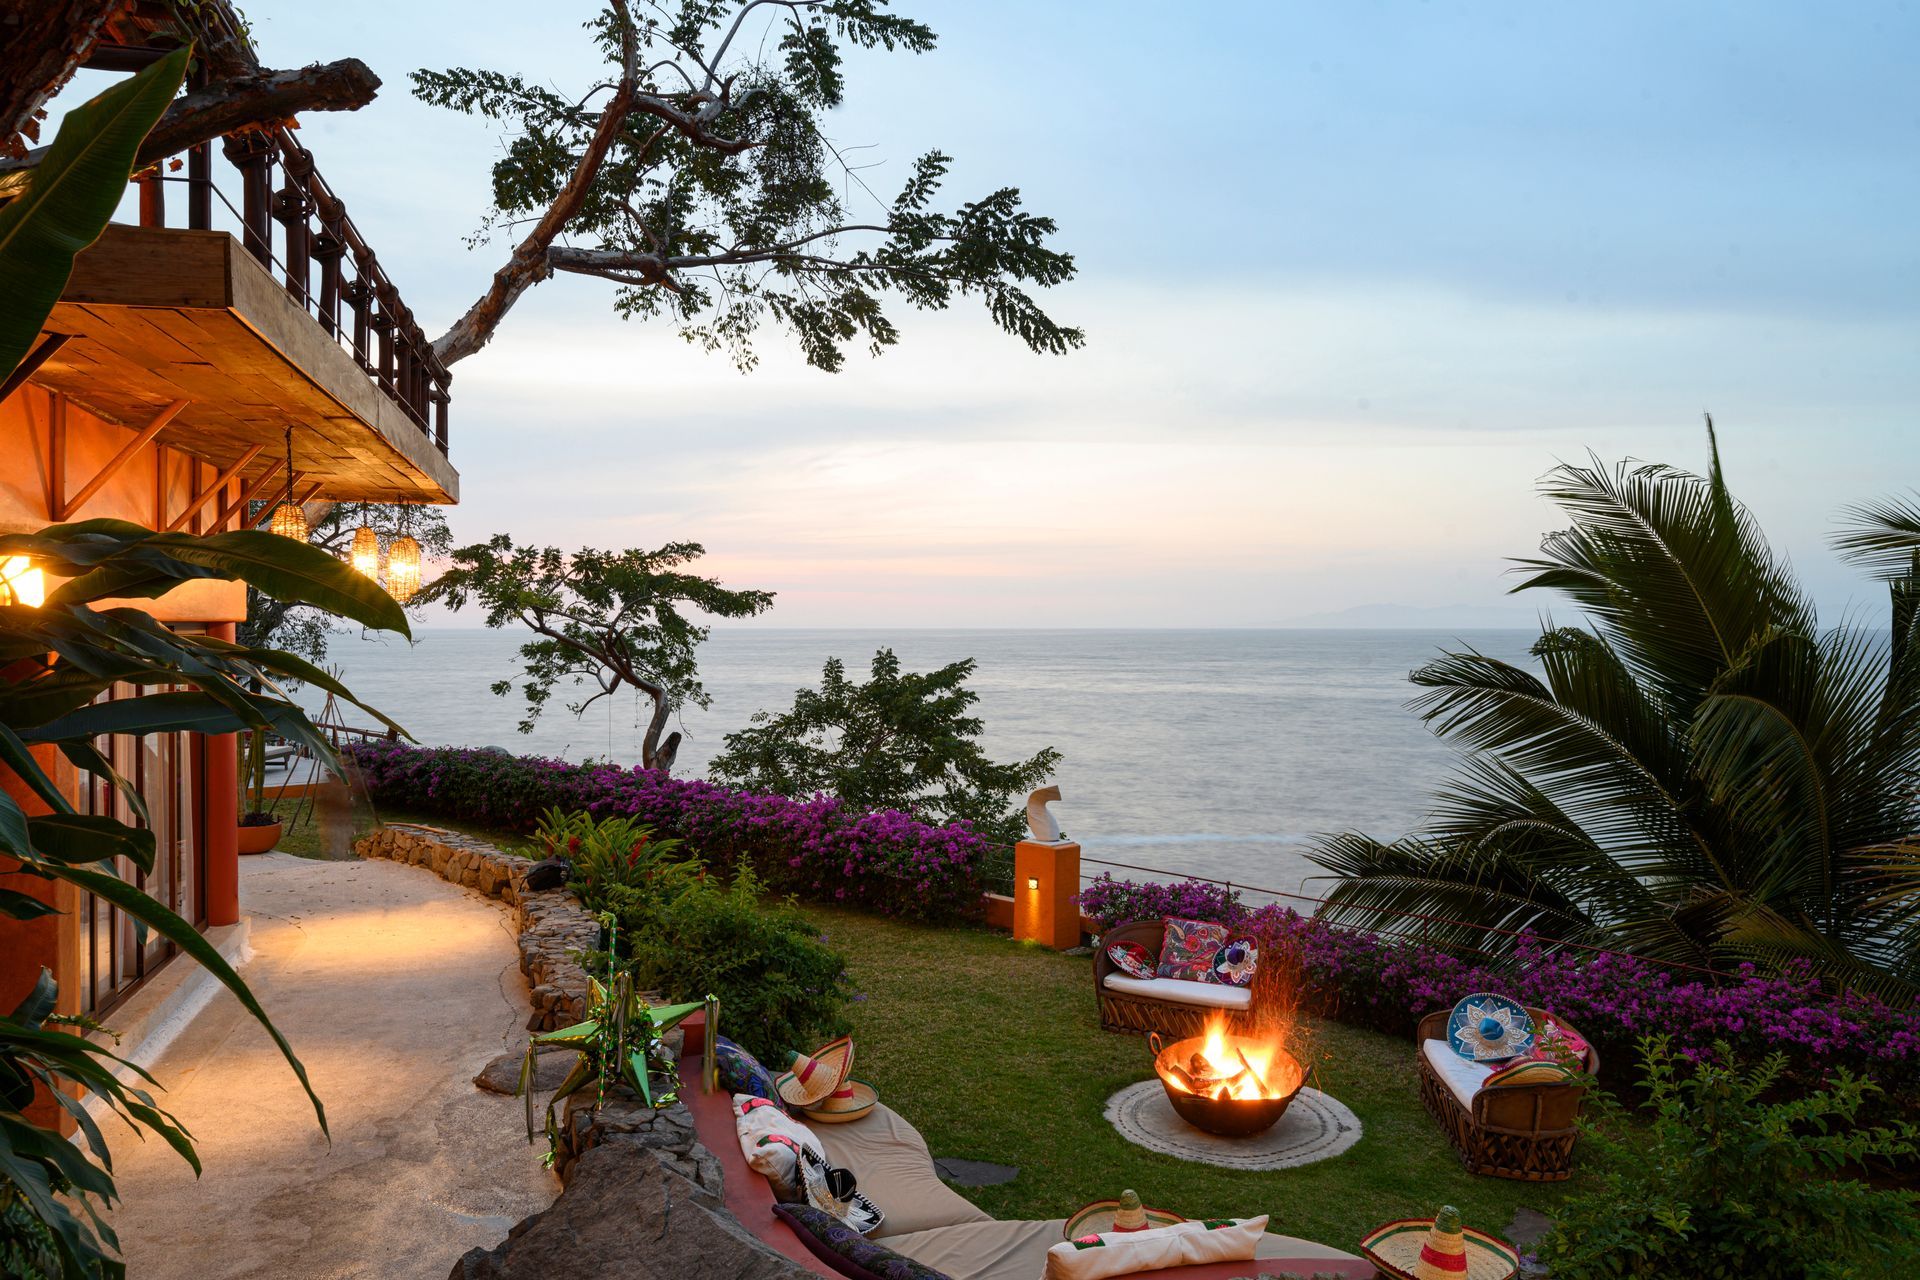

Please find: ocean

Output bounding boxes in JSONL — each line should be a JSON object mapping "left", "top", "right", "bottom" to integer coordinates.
{"left": 306, "top": 628, "right": 1537, "bottom": 900}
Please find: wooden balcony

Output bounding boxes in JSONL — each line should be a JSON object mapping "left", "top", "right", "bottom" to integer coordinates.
{"left": 27, "top": 225, "right": 458, "bottom": 505}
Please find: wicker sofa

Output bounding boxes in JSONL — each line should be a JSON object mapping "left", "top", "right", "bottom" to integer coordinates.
{"left": 1092, "top": 918, "right": 1261, "bottom": 1038}
{"left": 1414, "top": 1006, "right": 1599, "bottom": 1182}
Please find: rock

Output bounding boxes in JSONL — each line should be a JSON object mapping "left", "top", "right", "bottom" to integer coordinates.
{"left": 474, "top": 1050, "right": 577, "bottom": 1096}
{"left": 447, "top": 1143, "right": 814, "bottom": 1280}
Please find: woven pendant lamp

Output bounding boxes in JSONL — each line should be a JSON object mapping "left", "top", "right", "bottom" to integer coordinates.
{"left": 349, "top": 523, "right": 380, "bottom": 578}
{"left": 386, "top": 529, "right": 422, "bottom": 604}
{"left": 267, "top": 426, "right": 309, "bottom": 541}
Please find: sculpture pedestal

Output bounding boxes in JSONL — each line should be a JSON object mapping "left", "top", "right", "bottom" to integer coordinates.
{"left": 1013, "top": 839, "right": 1081, "bottom": 950}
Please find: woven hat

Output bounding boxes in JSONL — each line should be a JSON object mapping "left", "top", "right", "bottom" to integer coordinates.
{"left": 1360, "top": 1206, "right": 1518, "bottom": 1280}
{"left": 802, "top": 1079, "right": 879, "bottom": 1124}
{"left": 776, "top": 1036, "right": 854, "bottom": 1108}
{"left": 1447, "top": 993, "right": 1534, "bottom": 1063}
{"left": 1063, "top": 1190, "right": 1185, "bottom": 1240}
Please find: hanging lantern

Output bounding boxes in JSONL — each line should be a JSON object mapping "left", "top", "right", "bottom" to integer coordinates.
{"left": 268, "top": 424, "right": 308, "bottom": 541}
{"left": 350, "top": 524, "right": 380, "bottom": 578}
{"left": 386, "top": 535, "right": 422, "bottom": 604}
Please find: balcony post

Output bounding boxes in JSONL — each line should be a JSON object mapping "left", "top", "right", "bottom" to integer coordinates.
{"left": 273, "top": 141, "right": 315, "bottom": 306}
{"left": 313, "top": 193, "right": 347, "bottom": 337}
{"left": 134, "top": 166, "right": 165, "bottom": 227}
{"left": 222, "top": 131, "right": 276, "bottom": 266}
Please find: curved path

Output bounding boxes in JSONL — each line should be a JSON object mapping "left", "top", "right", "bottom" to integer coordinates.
{"left": 104, "top": 853, "right": 555, "bottom": 1279}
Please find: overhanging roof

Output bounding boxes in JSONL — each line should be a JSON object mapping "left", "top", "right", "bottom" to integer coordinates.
{"left": 28, "top": 224, "right": 458, "bottom": 505}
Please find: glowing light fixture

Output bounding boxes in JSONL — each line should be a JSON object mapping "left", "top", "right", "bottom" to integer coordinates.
{"left": 0, "top": 556, "right": 45, "bottom": 607}
{"left": 1026, "top": 876, "right": 1040, "bottom": 891}
{"left": 267, "top": 425, "right": 309, "bottom": 541}
{"left": 386, "top": 532, "right": 422, "bottom": 604}
{"left": 350, "top": 523, "right": 380, "bottom": 578}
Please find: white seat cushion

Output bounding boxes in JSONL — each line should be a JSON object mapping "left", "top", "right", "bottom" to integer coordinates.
{"left": 1422, "top": 1037, "right": 1494, "bottom": 1108}
{"left": 1102, "top": 973, "right": 1252, "bottom": 1010}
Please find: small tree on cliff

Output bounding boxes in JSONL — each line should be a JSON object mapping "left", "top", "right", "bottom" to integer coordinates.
{"left": 710, "top": 648, "right": 1059, "bottom": 843}
{"left": 423, "top": 536, "right": 773, "bottom": 771}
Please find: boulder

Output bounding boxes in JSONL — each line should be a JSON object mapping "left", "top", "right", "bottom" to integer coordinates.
{"left": 473, "top": 1050, "right": 577, "bottom": 1096}
{"left": 447, "top": 1143, "right": 814, "bottom": 1280}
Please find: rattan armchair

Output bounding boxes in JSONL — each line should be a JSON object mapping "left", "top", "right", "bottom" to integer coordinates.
{"left": 1415, "top": 1005, "right": 1599, "bottom": 1182}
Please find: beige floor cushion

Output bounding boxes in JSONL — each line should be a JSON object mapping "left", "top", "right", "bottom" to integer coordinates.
{"left": 1101, "top": 973, "right": 1252, "bottom": 1010}
{"left": 811, "top": 1103, "right": 994, "bottom": 1239}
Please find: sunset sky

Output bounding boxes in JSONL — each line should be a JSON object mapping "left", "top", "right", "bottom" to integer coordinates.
{"left": 139, "top": 2, "right": 1920, "bottom": 625}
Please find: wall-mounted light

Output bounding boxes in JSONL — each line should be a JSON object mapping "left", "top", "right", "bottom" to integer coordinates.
{"left": 1026, "top": 876, "right": 1040, "bottom": 891}
{"left": 0, "top": 556, "right": 45, "bottom": 607}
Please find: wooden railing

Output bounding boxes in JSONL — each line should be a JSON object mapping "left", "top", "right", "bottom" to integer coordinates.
{"left": 134, "top": 125, "right": 452, "bottom": 455}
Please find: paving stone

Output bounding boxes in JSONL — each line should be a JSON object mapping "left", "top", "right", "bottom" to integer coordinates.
{"left": 933, "top": 1157, "right": 1020, "bottom": 1186}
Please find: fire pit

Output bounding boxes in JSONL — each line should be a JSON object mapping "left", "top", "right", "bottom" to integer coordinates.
{"left": 1149, "top": 1018, "right": 1307, "bottom": 1138}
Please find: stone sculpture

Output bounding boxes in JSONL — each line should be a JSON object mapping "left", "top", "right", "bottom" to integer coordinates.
{"left": 1026, "top": 784, "right": 1064, "bottom": 843}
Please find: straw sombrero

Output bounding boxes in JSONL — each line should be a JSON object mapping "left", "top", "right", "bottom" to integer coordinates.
{"left": 802, "top": 1079, "right": 879, "bottom": 1124}
{"left": 1063, "top": 1190, "right": 1185, "bottom": 1240}
{"left": 776, "top": 1036, "right": 855, "bottom": 1109}
{"left": 1360, "top": 1206, "right": 1518, "bottom": 1280}
{"left": 1447, "top": 993, "right": 1534, "bottom": 1063}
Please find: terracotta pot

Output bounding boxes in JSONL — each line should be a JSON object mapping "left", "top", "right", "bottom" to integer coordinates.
{"left": 237, "top": 819, "right": 283, "bottom": 855}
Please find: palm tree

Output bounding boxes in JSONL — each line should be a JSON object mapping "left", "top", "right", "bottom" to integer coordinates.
{"left": 1309, "top": 425, "right": 1920, "bottom": 991}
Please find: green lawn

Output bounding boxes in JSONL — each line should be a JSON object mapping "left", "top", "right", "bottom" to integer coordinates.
{"left": 808, "top": 905, "right": 1579, "bottom": 1255}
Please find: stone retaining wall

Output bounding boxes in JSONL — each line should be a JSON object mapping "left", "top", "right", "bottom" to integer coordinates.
{"left": 354, "top": 824, "right": 594, "bottom": 1031}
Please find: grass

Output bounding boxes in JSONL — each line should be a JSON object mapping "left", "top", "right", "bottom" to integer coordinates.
{"left": 807, "top": 904, "right": 1582, "bottom": 1253}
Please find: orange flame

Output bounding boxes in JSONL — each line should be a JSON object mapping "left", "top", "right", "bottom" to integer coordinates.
{"left": 1163, "top": 1012, "right": 1303, "bottom": 1101}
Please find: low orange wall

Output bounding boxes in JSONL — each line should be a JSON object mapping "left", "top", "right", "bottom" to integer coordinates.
{"left": 981, "top": 893, "right": 1013, "bottom": 929}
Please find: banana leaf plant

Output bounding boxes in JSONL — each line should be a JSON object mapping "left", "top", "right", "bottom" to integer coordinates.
{"left": 0, "top": 520, "right": 410, "bottom": 1278}
{"left": 519, "top": 913, "right": 712, "bottom": 1161}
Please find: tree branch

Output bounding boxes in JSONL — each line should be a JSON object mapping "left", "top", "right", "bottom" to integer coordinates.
{"left": 137, "top": 59, "right": 381, "bottom": 167}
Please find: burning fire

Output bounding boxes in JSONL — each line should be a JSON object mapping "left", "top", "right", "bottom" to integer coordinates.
{"left": 1160, "top": 1013, "right": 1304, "bottom": 1102}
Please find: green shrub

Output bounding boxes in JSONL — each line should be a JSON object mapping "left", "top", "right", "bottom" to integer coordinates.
{"left": 528, "top": 806, "right": 685, "bottom": 898}
{"left": 600, "top": 864, "right": 852, "bottom": 1064}
{"left": 1539, "top": 1037, "right": 1920, "bottom": 1280}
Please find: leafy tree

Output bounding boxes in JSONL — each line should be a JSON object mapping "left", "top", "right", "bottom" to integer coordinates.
{"left": 1309, "top": 426, "right": 1920, "bottom": 992}
{"left": 1538, "top": 1036, "right": 1920, "bottom": 1280}
{"left": 237, "top": 502, "right": 451, "bottom": 664}
{"left": 409, "top": 0, "right": 1081, "bottom": 368}
{"left": 422, "top": 536, "right": 773, "bottom": 770}
{"left": 710, "top": 647, "right": 1060, "bottom": 844}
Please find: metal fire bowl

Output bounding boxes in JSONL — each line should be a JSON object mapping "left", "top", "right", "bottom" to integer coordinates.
{"left": 1150, "top": 1032, "right": 1306, "bottom": 1138}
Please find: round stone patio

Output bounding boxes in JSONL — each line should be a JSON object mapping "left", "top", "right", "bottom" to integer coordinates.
{"left": 1104, "top": 1079, "right": 1362, "bottom": 1170}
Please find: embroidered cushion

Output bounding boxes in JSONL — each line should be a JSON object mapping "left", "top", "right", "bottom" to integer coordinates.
{"left": 734, "top": 1094, "right": 824, "bottom": 1202}
{"left": 1526, "top": 1017, "right": 1592, "bottom": 1067}
{"left": 773, "top": 1203, "right": 955, "bottom": 1280}
{"left": 1484, "top": 1058, "right": 1579, "bottom": 1089}
{"left": 1156, "top": 917, "right": 1230, "bottom": 981}
{"left": 1106, "top": 940, "right": 1157, "bottom": 980}
{"left": 714, "top": 1034, "right": 785, "bottom": 1108}
{"left": 1045, "top": 1215, "right": 1268, "bottom": 1279}
{"left": 1208, "top": 938, "right": 1259, "bottom": 987}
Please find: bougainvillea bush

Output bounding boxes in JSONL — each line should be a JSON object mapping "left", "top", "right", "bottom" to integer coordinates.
{"left": 1079, "top": 872, "right": 1920, "bottom": 1103}
{"left": 346, "top": 741, "right": 991, "bottom": 921}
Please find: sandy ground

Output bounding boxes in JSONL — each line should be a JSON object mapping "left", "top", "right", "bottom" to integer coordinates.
{"left": 103, "top": 853, "right": 556, "bottom": 1279}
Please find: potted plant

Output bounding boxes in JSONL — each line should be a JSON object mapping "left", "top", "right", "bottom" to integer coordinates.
{"left": 237, "top": 729, "right": 284, "bottom": 854}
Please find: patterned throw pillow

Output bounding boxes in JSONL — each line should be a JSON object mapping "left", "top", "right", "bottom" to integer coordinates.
{"left": 1208, "top": 938, "right": 1259, "bottom": 987}
{"left": 1483, "top": 1058, "right": 1578, "bottom": 1089}
{"left": 714, "top": 1035, "right": 784, "bottom": 1109}
{"left": 1526, "top": 1018, "right": 1591, "bottom": 1068}
{"left": 1106, "top": 940, "right": 1157, "bottom": 980}
{"left": 773, "top": 1203, "right": 955, "bottom": 1280}
{"left": 1156, "top": 917, "right": 1230, "bottom": 981}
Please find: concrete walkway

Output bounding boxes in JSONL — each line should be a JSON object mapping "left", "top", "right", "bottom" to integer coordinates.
{"left": 105, "top": 854, "right": 556, "bottom": 1279}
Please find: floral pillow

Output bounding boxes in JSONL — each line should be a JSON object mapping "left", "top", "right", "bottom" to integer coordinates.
{"left": 1526, "top": 1018, "right": 1591, "bottom": 1068}
{"left": 1208, "top": 938, "right": 1259, "bottom": 987}
{"left": 1156, "top": 917, "right": 1229, "bottom": 981}
{"left": 1105, "top": 940, "right": 1157, "bottom": 980}
{"left": 773, "top": 1203, "right": 955, "bottom": 1280}
{"left": 714, "top": 1035, "right": 786, "bottom": 1110}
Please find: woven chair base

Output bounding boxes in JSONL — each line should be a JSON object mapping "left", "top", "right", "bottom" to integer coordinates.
{"left": 1417, "top": 1055, "right": 1577, "bottom": 1182}
{"left": 1098, "top": 991, "right": 1256, "bottom": 1040}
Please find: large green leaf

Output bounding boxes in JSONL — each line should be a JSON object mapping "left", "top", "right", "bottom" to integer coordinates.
{"left": 0, "top": 47, "right": 190, "bottom": 381}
